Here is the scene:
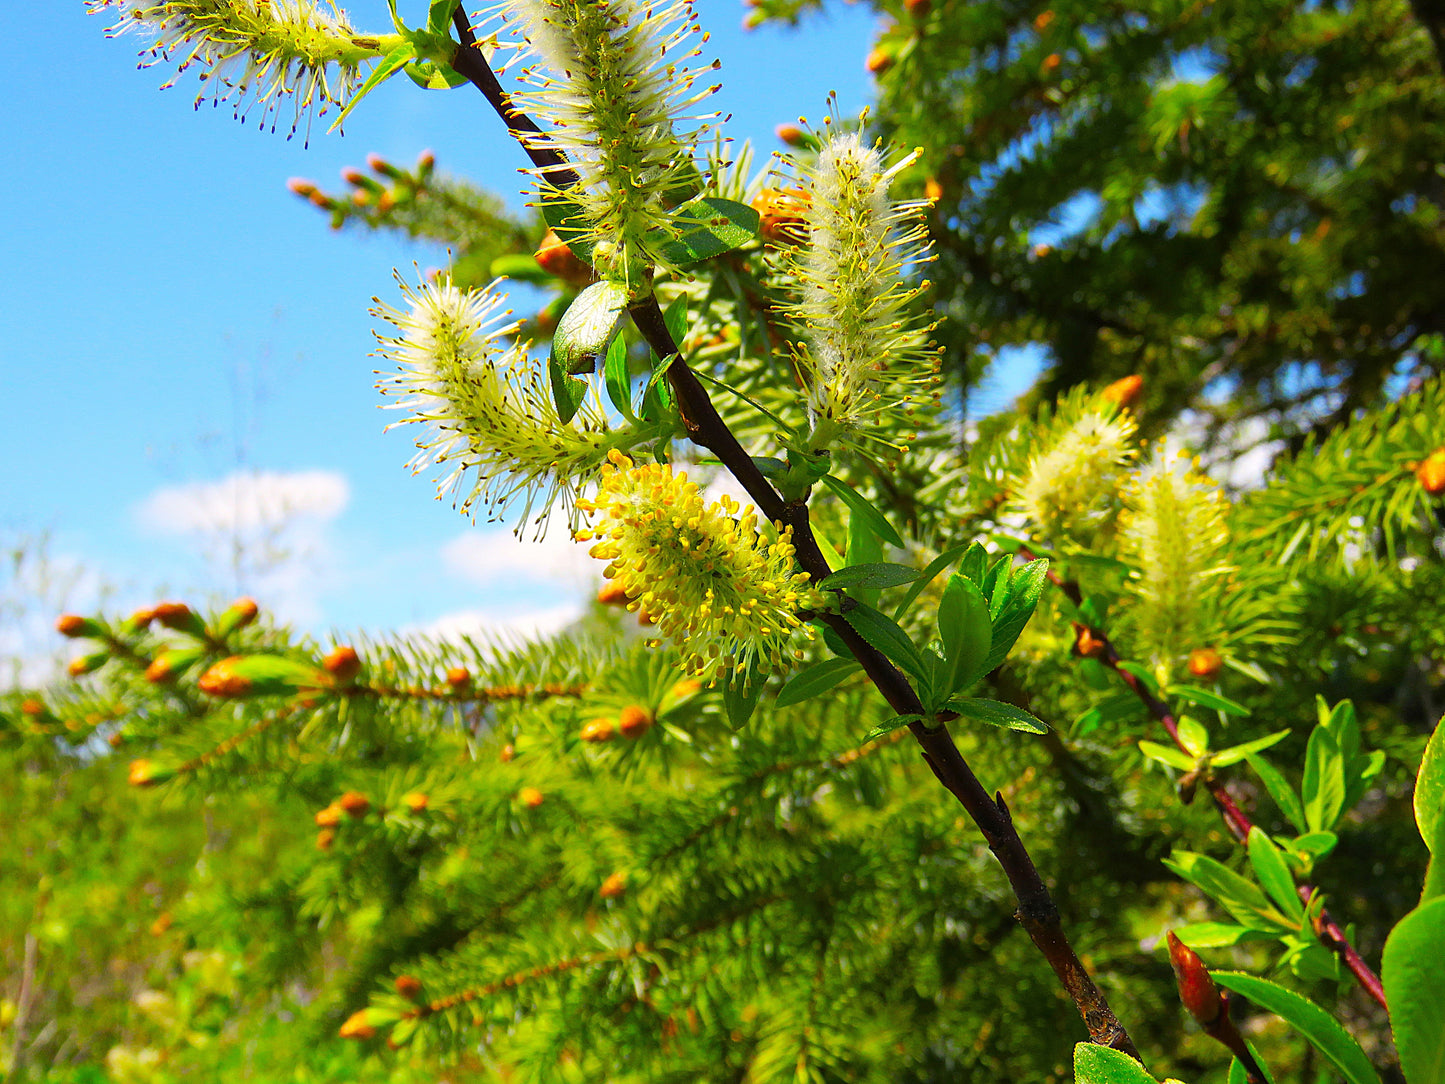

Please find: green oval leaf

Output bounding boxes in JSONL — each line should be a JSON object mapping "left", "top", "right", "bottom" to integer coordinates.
{"left": 1167, "top": 684, "right": 1252, "bottom": 717}
{"left": 946, "top": 698, "right": 1048, "bottom": 734}
{"left": 1245, "top": 753, "right": 1307, "bottom": 834}
{"left": 1211, "top": 730, "right": 1290, "bottom": 767}
{"left": 1073, "top": 1042, "right": 1161, "bottom": 1084}
{"left": 775, "top": 658, "right": 862, "bottom": 709}
{"left": 820, "top": 562, "right": 920, "bottom": 591}
{"left": 1247, "top": 827, "right": 1305, "bottom": 923}
{"left": 1212, "top": 972, "right": 1381, "bottom": 1084}
{"left": 1138, "top": 741, "right": 1198, "bottom": 771}
{"left": 650, "top": 196, "right": 760, "bottom": 267}
{"left": 1416, "top": 715, "right": 1445, "bottom": 852}
{"left": 938, "top": 573, "right": 992, "bottom": 694}
{"left": 861, "top": 713, "right": 922, "bottom": 743}
{"left": 602, "top": 332, "right": 636, "bottom": 423}
{"left": 1383, "top": 896, "right": 1445, "bottom": 1084}
{"left": 820, "top": 475, "right": 904, "bottom": 548}
{"left": 552, "top": 281, "right": 629, "bottom": 376}
{"left": 843, "top": 603, "right": 928, "bottom": 685}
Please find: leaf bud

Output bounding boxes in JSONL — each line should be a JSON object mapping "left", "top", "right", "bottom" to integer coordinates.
{"left": 150, "top": 912, "right": 173, "bottom": 936}
{"left": 774, "top": 124, "right": 819, "bottom": 151}
{"left": 599, "top": 871, "right": 627, "bottom": 899}
{"left": 1166, "top": 931, "right": 1224, "bottom": 1027}
{"left": 1187, "top": 648, "right": 1223, "bottom": 680}
{"left": 865, "top": 45, "right": 895, "bottom": 75}
{"left": 518, "top": 786, "right": 545, "bottom": 809}
{"left": 534, "top": 230, "right": 594, "bottom": 289}
{"left": 403, "top": 792, "right": 429, "bottom": 812}
{"left": 198, "top": 655, "right": 328, "bottom": 698}
{"left": 445, "top": 666, "right": 471, "bottom": 689}
{"left": 214, "top": 597, "right": 260, "bottom": 637}
{"left": 68, "top": 651, "right": 109, "bottom": 677}
{"left": 322, "top": 645, "right": 362, "bottom": 684}
{"left": 1101, "top": 374, "right": 1144, "bottom": 411}
{"left": 56, "top": 614, "right": 102, "bottom": 639}
{"left": 338, "top": 1010, "right": 374, "bottom": 1040}
{"left": 1072, "top": 624, "right": 1108, "bottom": 660}
{"left": 1041, "top": 52, "right": 1062, "bottom": 73}
{"left": 153, "top": 601, "right": 206, "bottom": 637}
{"left": 286, "top": 177, "right": 317, "bottom": 198}
{"left": 619, "top": 705, "right": 654, "bottom": 739}
{"left": 1417, "top": 448, "right": 1445, "bottom": 496}
{"left": 338, "top": 791, "right": 371, "bottom": 818}
{"left": 315, "top": 804, "right": 343, "bottom": 827}
{"left": 145, "top": 647, "right": 204, "bottom": 684}
{"left": 580, "top": 717, "right": 617, "bottom": 743}
{"left": 500, "top": 743, "right": 516, "bottom": 763}
{"left": 126, "top": 607, "right": 157, "bottom": 631}
{"left": 597, "top": 580, "right": 631, "bottom": 606}
{"left": 128, "top": 759, "right": 176, "bottom": 787}
{"left": 316, "top": 827, "right": 337, "bottom": 851}
{"left": 394, "top": 974, "right": 423, "bottom": 1000}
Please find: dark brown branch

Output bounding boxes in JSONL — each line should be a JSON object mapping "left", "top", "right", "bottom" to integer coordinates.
{"left": 450, "top": 33, "right": 1138, "bottom": 1058}
{"left": 1032, "top": 557, "right": 1389, "bottom": 1011}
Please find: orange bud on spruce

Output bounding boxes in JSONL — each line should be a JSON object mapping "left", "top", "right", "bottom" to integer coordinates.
{"left": 1188, "top": 648, "right": 1223, "bottom": 680}
{"left": 214, "top": 597, "right": 259, "bottom": 636}
{"left": 315, "top": 804, "right": 343, "bottom": 827}
{"left": 534, "top": 229, "right": 593, "bottom": 288}
{"left": 1101, "top": 374, "right": 1144, "bottom": 411}
{"left": 866, "top": 45, "right": 894, "bottom": 74}
{"left": 445, "top": 666, "right": 471, "bottom": 689}
{"left": 1041, "top": 52, "right": 1062, "bottom": 73}
{"left": 580, "top": 717, "right": 617, "bottom": 743}
{"left": 1167, "top": 931, "right": 1224, "bottom": 1027}
{"left": 599, "top": 871, "right": 627, "bottom": 899}
{"left": 339, "top": 1010, "right": 376, "bottom": 1040}
{"left": 1072, "top": 625, "right": 1107, "bottom": 660}
{"left": 338, "top": 791, "right": 371, "bottom": 818}
{"left": 597, "top": 580, "right": 631, "bottom": 606}
{"left": 150, "top": 912, "right": 173, "bottom": 936}
{"left": 128, "top": 759, "right": 175, "bottom": 787}
{"left": 153, "top": 601, "right": 203, "bottom": 636}
{"left": 198, "top": 657, "right": 252, "bottom": 697}
{"left": 395, "top": 974, "right": 423, "bottom": 1000}
{"left": 287, "top": 177, "right": 318, "bottom": 198}
{"left": 500, "top": 743, "right": 516, "bottom": 763}
{"left": 752, "top": 188, "right": 811, "bottom": 245}
{"left": 904, "top": 0, "right": 931, "bottom": 17}
{"left": 1034, "top": 10, "right": 1055, "bottom": 30}
{"left": 403, "top": 792, "right": 429, "bottom": 812}
{"left": 323, "top": 645, "right": 362, "bottom": 684}
{"left": 1418, "top": 448, "right": 1445, "bottom": 495}
{"left": 21, "top": 697, "right": 44, "bottom": 717}
{"left": 619, "top": 705, "right": 654, "bottom": 739}
{"left": 56, "top": 613, "right": 98, "bottom": 638}
{"left": 317, "top": 828, "right": 337, "bottom": 851}
{"left": 518, "top": 786, "right": 545, "bottom": 809}
{"left": 68, "top": 652, "right": 108, "bottom": 677}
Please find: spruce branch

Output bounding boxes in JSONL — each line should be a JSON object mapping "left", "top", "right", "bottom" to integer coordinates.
{"left": 1034, "top": 556, "right": 1389, "bottom": 1011}
{"left": 443, "top": 14, "right": 1140, "bottom": 1056}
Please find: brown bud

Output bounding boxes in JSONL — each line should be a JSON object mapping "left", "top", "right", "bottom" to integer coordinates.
{"left": 403, "top": 792, "right": 429, "bottom": 812}
{"left": 1167, "top": 931, "right": 1224, "bottom": 1027}
{"left": 500, "top": 743, "right": 516, "bottom": 763}
{"left": 619, "top": 705, "right": 654, "bottom": 739}
{"left": 152, "top": 601, "right": 195, "bottom": 630}
{"left": 56, "top": 614, "right": 91, "bottom": 638}
{"left": 337, "top": 791, "right": 371, "bottom": 818}
{"left": 904, "top": 0, "right": 931, "bottom": 17}
{"left": 286, "top": 177, "right": 317, "bottom": 197}
{"left": 1417, "top": 448, "right": 1445, "bottom": 496}
{"left": 751, "top": 187, "right": 811, "bottom": 246}
{"left": 395, "top": 974, "right": 423, "bottom": 1000}
{"left": 1072, "top": 624, "right": 1107, "bottom": 659}
{"left": 1041, "top": 52, "right": 1062, "bottom": 72}
{"left": 322, "top": 645, "right": 362, "bottom": 684}
{"left": 774, "top": 123, "right": 807, "bottom": 147}
{"left": 198, "top": 657, "right": 252, "bottom": 697}
{"left": 445, "top": 666, "right": 471, "bottom": 689}
{"left": 1101, "top": 374, "right": 1145, "bottom": 411}
{"left": 534, "top": 229, "right": 593, "bottom": 288}
{"left": 150, "top": 912, "right": 173, "bottom": 936}
{"left": 518, "top": 786, "right": 545, "bottom": 809}
{"left": 1034, "top": 9, "right": 1055, "bottom": 30}
{"left": 316, "top": 828, "right": 337, "bottom": 851}
{"left": 865, "top": 46, "right": 894, "bottom": 74}
{"left": 315, "top": 804, "right": 343, "bottom": 827}
{"left": 599, "top": 871, "right": 627, "bottom": 899}
{"left": 1187, "top": 648, "right": 1223, "bottom": 680}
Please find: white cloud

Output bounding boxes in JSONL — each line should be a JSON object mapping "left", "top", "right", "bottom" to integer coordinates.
{"left": 443, "top": 527, "right": 601, "bottom": 592}
{"left": 407, "top": 601, "right": 584, "bottom": 646}
{"left": 137, "top": 469, "right": 349, "bottom": 535}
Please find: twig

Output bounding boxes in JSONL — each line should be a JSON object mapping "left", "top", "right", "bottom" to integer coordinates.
{"left": 1031, "top": 554, "right": 1388, "bottom": 1010}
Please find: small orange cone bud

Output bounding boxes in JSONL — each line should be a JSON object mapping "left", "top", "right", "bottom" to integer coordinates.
{"left": 317, "top": 827, "right": 337, "bottom": 851}
{"left": 215, "top": 597, "right": 259, "bottom": 636}
{"left": 518, "top": 786, "right": 545, "bottom": 809}
{"left": 619, "top": 705, "right": 654, "bottom": 739}
{"left": 395, "top": 974, "right": 423, "bottom": 1000}
{"left": 1187, "top": 648, "right": 1223, "bottom": 680}
{"left": 1041, "top": 52, "right": 1062, "bottom": 73}
{"left": 56, "top": 613, "right": 99, "bottom": 638}
{"left": 1034, "top": 10, "right": 1055, "bottom": 30}
{"left": 580, "top": 717, "right": 617, "bottom": 743}
{"left": 924, "top": 177, "right": 944, "bottom": 203}
{"left": 1417, "top": 448, "right": 1445, "bottom": 495}
{"left": 1101, "top": 374, "right": 1145, "bottom": 411}
{"left": 866, "top": 45, "right": 894, "bottom": 74}
{"left": 153, "top": 601, "right": 204, "bottom": 636}
{"left": 315, "top": 804, "right": 343, "bottom": 827}
{"left": 21, "top": 698, "right": 45, "bottom": 717}
{"left": 68, "top": 651, "right": 108, "bottom": 677}
{"left": 198, "top": 657, "right": 253, "bottom": 697}
{"left": 599, "top": 871, "right": 627, "bottom": 899}
{"left": 1032, "top": 243, "right": 1052, "bottom": 259}
{"left": 108, "top": 732, "right": 126, "bottom": 748}
{"left": 339, "top": 1010, "right": 375, "bottom": 1040}
{"left": 338, "top": 791, "right": 371, "bottom": 818}
{"left": 751, "top": 187, "right": 812, "bottom": 246}
{"left": 671, "top": 679, "right": 702, "bottom": 700}
{"left": 500, "top": 743, "right": 516, "bottom": 763}
{"left": 150, "top": 912, "right": 173, "bottom": 936}
{"left": 774, "top": 123, "right": 807, "bottom": 147}
{"left": 128, "top": 759, "right": 175, "bottom": 787}
{"left": 904, "top": 0, "right": 931, "bottom": 17}
{"left": 1167, "top": 931, "right": 1224, "bottom": 1027}
{"left": 403, "top": 792, "right": 429, "bottom": 812}
{"left": 287, "top": 177, "right": 318, "bottom": 197}
{"left": 1072, "top": 625, "right": 1107, "bottom": 660}
{"left": 534, "top": 229, "right": 593, "bottom": 288}
{"left": 445, "top": 666, "right": 471, "bottom": 689}
{"left": 323, "top": 645, "right": 362, "bottom": 684}
{"left": 146, "top": 647, "right": 202, "bottom": 685}
{"left": 127, "top": 606, "right": 157, "bottom": 630}
{"left": 597, "top": 580, "right": 631, "bottom": 606}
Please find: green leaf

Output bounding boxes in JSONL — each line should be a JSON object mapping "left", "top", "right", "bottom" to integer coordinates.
{"left": 1211, "top": 730, "right": 1290, "bottom": 767}
{"left": 844, "top": 509, "right": 886, "bottom": 608}
{"left": 937, "top": 573, "right": 993, "bottom": 694}
{"left": 775, "top": 658, "right": 861, "bottom": 709}
{"left": 981, "top": 558, "right": 1048, "bottom": 673}
{"left": 819, "top": 475, "right": 903, "bottom": 547}
{"left": 404, "top": 58, "right": 468, "bottom": 89}
{"left": 661, "top": 294, "right": 688, "bottom": 344}
{"left": 1138, "top": 741, "right": 1197, "bottom": 771}
{"left": 551, "top": 281, "right": 629, "bottom": 376}
{"left": 1212, "top": 972, "right": 1381, "bottom": 1084}
{"left": 547, "top": 352, "right": 587, "bottom": 424}
{"left": 1073, "top": 692, "right": 1142, "bottom": 736}
{"left": 1163, "top": 851, "right": 1291, "bottom": 931}
{"left": 1116, "top": 660, "right": 1159, "bottom": 693}
{"left": 1171, "top": 922, "right": 1274, "bottom": 948}
{"left": 890, "top": 543, "right": 972, "bottom": 620}
{"left": 1167, "top": 684, "right": 1252, "bottom": 717}
{"left": 489, "top": 253, "right": 551, "bottom": 284}
{"left": 861, "top": 714, "right": 922, "bottom": 743}
{"left": 844, "top": 603, "right": 928, "bottom": 686}
{"left": 723, "top": 665, "right": 764, "bottom": 730}
{"left": 330, "top": 41, "right": 415, "bottom": 132}
{"left": 541, "top": 197, "right": 598, "bottom": 267}
{"left": 820, "top": 563, "right": 919, "bottom": 591}
{"left": 1246, "top": 754, "right": 1307, "bottom": 834}
{"left": 426, "top": 0, "right": 458, "bottom": 32}
{"left": 640, "top": 296, "right": 685, "bottom": 422}
{"left": 602, "top": 332, "right": 636, "bottom": 423}
{"left": 946, "top": 698, "right": 1048, "bottom": 734}
{"left": 1384, "top": 897, "right": 1445, "bottom": 1084}
{"left": 1302, "top": 724, "right": 1346, "bottom": 833}
{"left": 650, "top": 196, "right": 760, "bottom": 267}
{"left": 1416, "top": 715, "right": 1445, "bottom": 852}
{"left": 1072, "top": 1042, "right": 1161, "bottom": 1084}
{"left": 1177, "top": 716, "right": 1210, "bottom": 756}
{"left": 1247, "top": 828, "right": 1305, "bottom": 923}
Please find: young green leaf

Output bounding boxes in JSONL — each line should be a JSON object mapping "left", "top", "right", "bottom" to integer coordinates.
{"left": 329, "top": 41, "right": 415, "bottom": 132}
{"left": 844, "top": 604, "right": 929, "bottom": 686}
{"left": 820, "top": 475, "right": 904, "bottom": 548}
{"left": 819, "top": 563, "right": 919, "bottom": 592}
{"left": 1245, "top": 754, "right": 1307, "bottom": 834}
{"left": 861, "top": 714, "right": 923, "bottom": 743}
{"left": 1416, "top": 714, "right": 1445, "bottom": 852}
{"left": 649, "top": 196, "right": 760, "bottom": 267}
{"left": 404, "top": 58, "right": 468, "bottom": 89}
{"left": 542, "top": 196, "right": 598, "bottom": 266}
{"left": 937, "top": 573, "right": 992, "bottom": 694}
{"left": 723, "top": 666, "right": 765, "bottom": 730}
{"left": 547, "top": 353, "right": 588, "bottom": 425}
{"left": 1246, "top": 828, "right": 1305, "bottom": 923}
{"left": 1302, "top": 725, "right": 1346, "bottom": 833}
{"left": 603, "top": 332, "right": 637, "bottom": 423}
{"left": 1212, "top": 972, "right": 1382, "bottom": 1084}
{"left": 1163, "top": 851, "right": 1292, "bottom": 931}
{"left": 552, "top": 281, "right": 630, "bottom": 376}
{"left": 844, "top": 509, "right": 886, "bottom": 608}
{"left": 980, "top": 558, "right": 1049, "bottom": 673}
{"left": 775, "top": 658, "right": 861, "bottom": 709}
{"left": 1073, "top": 1042, "right": 1162, "bottom": 1084}
{"left": 890, "top": 543, "right": 972, "bottom": 620}
{"left": 946, "top": 698, "right": 1048, "bottom": 734}
{"left": 1170, "top": 922, "right": 1274, "bottom": 948}
{"left": 1210, "top": 730, "right": 1290, "bottom": 767}
{"left": 1138, "top": 741, "right": 1198, "bottom": 771}
{"left": 1383, "top": 896, "right": 1445, "bottom": 1084}
{"left": 1177, "top": 716, "right": 1210, "bottom": 757}
{"left": 1168, "top": 684, "right": 1252, "bottom": 717}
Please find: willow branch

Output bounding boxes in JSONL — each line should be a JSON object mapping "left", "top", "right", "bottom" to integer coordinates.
{"left": 1032, "top": 557, "right": 1388, "bottom": 1010}
{"left": 449, "top": 18, "right": 1138, "bottom": 1056}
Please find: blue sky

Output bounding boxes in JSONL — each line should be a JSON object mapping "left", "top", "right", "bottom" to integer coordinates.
{"left": 2, "top": 1, "right": 892, "bottom": 648}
